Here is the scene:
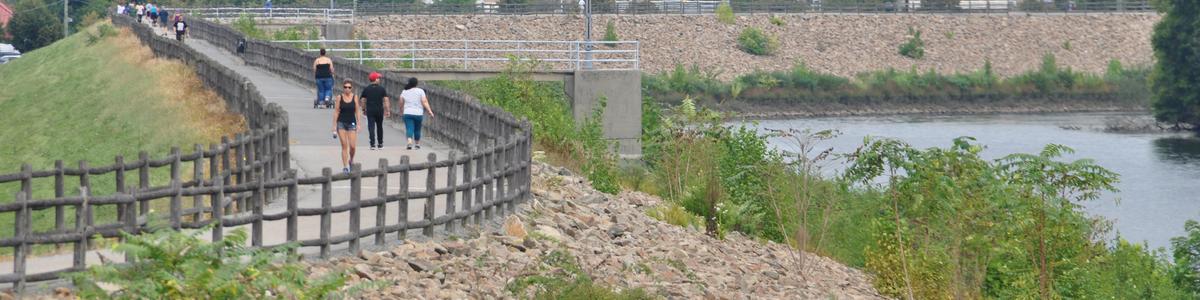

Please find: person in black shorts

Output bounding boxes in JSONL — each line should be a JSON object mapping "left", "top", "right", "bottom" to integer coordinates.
{"left": 360, "top": 72, "right": 390, "bottom": 150}
{"left": 332, "top": 79, "right": 362, "bottom": 173}
{"left": 173, "top": 15, "right": 187, "bottom": 42}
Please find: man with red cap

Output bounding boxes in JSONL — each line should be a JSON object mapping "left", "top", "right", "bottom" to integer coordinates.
{"left": 361, "top": 72, "right": 390, "bottom": 150}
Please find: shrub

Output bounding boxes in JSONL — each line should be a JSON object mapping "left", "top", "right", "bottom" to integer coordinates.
{"left": 602, "top": 20, "right": 618, "bottom": 47}
{"left": 898, "top": 27, "right": 925, "bottom": 59}
{"left": 737, "top": 27, "right": 779, "bottom": 56}
{"left": 65, "top": 224, "right": 372, "bottom": 299}
{"left": 716, "top": 2, "right": 735, "bottom": 24}
{"left": 769, "top": 15, "right": 786, "bottom": 26}
{"left": 508, "top": 250, "right": 655, "bottom": 299}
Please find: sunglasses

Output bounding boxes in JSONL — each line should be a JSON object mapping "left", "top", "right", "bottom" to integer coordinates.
{"left": 343, "top": 86, "right": 352, "bottom": 89}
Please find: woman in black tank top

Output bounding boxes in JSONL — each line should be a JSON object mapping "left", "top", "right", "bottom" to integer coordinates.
{"left": 332, "top": 79, "right": 361, "bottom": 173}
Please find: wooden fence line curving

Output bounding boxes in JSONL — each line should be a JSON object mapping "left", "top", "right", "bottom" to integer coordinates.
{"left": 0, "top": 15, "right": 532, "bottom": 292}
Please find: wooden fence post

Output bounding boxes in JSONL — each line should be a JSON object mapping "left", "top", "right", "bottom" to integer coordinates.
{"left": 462, "top": 148, "right": 474, "bottom": 228}
{"left": 235, "top": 133, "right": 246, "bottom": 211}
{"left": 484, "top": 142, "right": 496, "bottom": 221}
{"left": 139, "top": 151, "right": 150, "bottom": 217}
{"left": 398, "top": 155, "right": 410, "bottom": 240}
{"left": 286, "top": 170, "right": 298, "bottom": 252}
{"left": 13, "top": 191, "right": 29, "bottom": 293}
{"left": 75, "top": 161, "right": 91, "bottom": 273}
{"left": 54, "top": 160, "right": 65, "bottom": 237}
{"left": 445, "top": 151, "right": 457, "bottom": 233}
{"left": 212, "top": 179, "right": 225, "bottom": 242}
{"left": 320, "top": 167, "right": 332, "bottom": 258}
{"left": 349, "top": 163, "right": 362, "bottom": 254}
{"left": 115, "top": 156, "right": 126, "bottom": 234}
{"left": 473, "top": 144, "right": 484, "bottom": 225}
{"left": 375, "top": 158, "right": 388, "bottom": 246}
{"left": 193, "top": 144, "right": 205, "bottom": 222}
{"left": 495, "top": 144, "right": 507, "bottom": 218}
{"left": 424, "top": 153, "right": 437, "bottom": 237}
{"left": 170, "top": 147, "right": 182, "bottom": 229}
{"left": 252, "top": 169, "right": 265, "bottom": 248}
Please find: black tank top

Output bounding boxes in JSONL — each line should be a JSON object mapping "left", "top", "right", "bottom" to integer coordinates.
{"left": 315, "top": 63, "right": 332, "bottom": 78}
{"left": 337, "top": 95, "right": 357, "bottom": 124}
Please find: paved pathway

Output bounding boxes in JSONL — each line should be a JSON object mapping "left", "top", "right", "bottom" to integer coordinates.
{"left": 8, "top": 24, "right": 469, "bottom": 289}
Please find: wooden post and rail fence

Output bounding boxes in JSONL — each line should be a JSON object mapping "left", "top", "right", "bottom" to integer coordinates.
{"left": 0, "top": 15, "right": 532, "bottom": 292}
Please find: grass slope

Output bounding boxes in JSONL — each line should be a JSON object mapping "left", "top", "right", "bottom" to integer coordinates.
{"left": 0, "top": 22, "right": 244, "bottom": 250}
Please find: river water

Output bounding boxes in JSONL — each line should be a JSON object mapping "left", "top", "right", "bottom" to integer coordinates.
{"left": 742, "top": 112, "right": 1200, "bottom": 250}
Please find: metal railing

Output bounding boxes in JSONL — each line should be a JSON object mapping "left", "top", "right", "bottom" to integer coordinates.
{"left": 170, "top": 7, "right": 355, "bottom": 23}
{"left": 0, "top": 15, "right": 532, "bottom": 291}
{"left": 348, "top": 0, "right": 1156, "bottom": 15}
{"left": 271, "top": 39, "right": 641, "bottom": 71}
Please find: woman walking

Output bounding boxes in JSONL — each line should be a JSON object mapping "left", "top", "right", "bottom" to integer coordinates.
{"left": 332, "top": 80, "right": 362, "bottom": 173}
{"left": 313, "top": 48, "right": 335, "bottom": 109}
{"left": 400, "top": 77, "right": 435, "bottom": 150}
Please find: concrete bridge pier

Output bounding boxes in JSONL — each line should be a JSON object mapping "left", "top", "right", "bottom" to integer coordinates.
{"left": 565, "top": 70, "right": 642, "bottom": 159}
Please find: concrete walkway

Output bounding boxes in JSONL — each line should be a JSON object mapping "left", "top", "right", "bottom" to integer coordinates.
{"left": 8, "top": 24, "right": 471, "bottom": 290}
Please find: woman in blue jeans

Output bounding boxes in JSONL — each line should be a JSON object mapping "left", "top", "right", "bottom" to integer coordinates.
{"left": 399, "top": 77, "right": 435, "bottom": 150}
{"left": 313, "top": 48, "right": 335, "bottom": 108}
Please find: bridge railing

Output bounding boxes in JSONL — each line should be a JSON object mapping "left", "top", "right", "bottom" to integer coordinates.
{"left": 171, "top": 7, "right": 355, "bottom": 23}
{"left": 270, "top": 39, "right": 640, "bottom": 71}
{"left": 0, "top": 14, "right": 532, "bottom": 291}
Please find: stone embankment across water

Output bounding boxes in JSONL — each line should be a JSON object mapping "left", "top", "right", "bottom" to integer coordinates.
{"left": 360, "top": 14, "right": 1157, "bottom": 80}
{"left": 308, "top": 162, "right": 884, "bottom": 299}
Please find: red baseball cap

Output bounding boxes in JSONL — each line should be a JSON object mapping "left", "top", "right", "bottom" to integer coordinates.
{"left": 369, "top": 72, "right": 382, "bottom": 82}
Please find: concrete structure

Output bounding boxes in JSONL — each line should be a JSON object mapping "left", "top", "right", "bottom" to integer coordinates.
{"left": 566, "top": 70, "right": 641, "bottom": 158}
{"left": 392, "top": 69, "right": 643, "bottom": 158}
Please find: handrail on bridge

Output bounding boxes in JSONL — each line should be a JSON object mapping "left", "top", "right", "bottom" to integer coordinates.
{"left": 270, "top": 39, "right": 641, "bottom": 71}
{"left": 170, "top": 7, "right": 355, "bottom": 23}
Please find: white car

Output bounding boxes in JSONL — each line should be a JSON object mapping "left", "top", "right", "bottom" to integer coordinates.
{"left": 0, "top": 55, "right": 18, "bottom": 65}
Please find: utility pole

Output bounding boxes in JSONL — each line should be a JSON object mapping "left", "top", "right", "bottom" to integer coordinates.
{"left": 63, "top": 0, "right": 69, "bottom": 38}
{"left": 583, "top": 0, "right": 593, "bottom": 69}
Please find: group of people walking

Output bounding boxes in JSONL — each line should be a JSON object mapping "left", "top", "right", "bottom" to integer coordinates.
{"left": 117, "top": 2, "right": 188, "bottom": 41}
{"left": 318, "top": 50, "right": 435, "bottom": 173}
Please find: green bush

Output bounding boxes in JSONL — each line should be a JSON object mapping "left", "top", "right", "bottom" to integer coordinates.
{"left": 737, "top": 27, "right": 779, "bottom": 56}
{"left": 716, "top": 2, "right": 735, "bottom": 24}
{"left": 508, "top": 250, "right": 654, "bottom": 299}
{"left": 769, "top": 15, "right": 786, "bottom": 26}
{"left": 898, "top": 27, "right": 925, "bottom": 59}
{"left": 66, "top": 224, "right": 374, "bottom": 299}
{"left": 602, "top": 20, "right": 619, "bottom": 47}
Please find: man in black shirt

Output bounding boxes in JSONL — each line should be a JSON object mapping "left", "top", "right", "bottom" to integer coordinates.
{"left": 361, "top": 72, "right": 391, "bottom": 150}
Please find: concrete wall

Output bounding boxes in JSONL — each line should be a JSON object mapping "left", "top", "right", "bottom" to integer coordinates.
{"left": 568, "top": 70, "right": 642, "bottom": 158}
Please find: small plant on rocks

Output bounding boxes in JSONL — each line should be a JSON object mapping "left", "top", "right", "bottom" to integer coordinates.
{"left": 716, "top": 2, "right": 735, "bottom": 25}
{"left": 769, "top": 15, "right": 786, "bottom": 26}
{"left": 899, "top": 27, "right": 925, "bottom": 59}
{"left": 738, "top": 27, "right": 779, "bottom": 56}
{"left": 603, "top": 20, "right": 619, "bottom": 47}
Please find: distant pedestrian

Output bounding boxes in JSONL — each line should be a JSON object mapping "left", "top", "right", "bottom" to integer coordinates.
{"left": 236, "top": 37, "right": 247, "bottom": 64}
{"left": 116, "top": 3, "right": 125, "bottom": 15}
{"left": 159, "top": 8, "right": 169, "bottom": 30}
{"left": 147, "top": 3, "right": 157, "bottom": 26}
{"left": 135, "top": 3, "right": 145, "bottom": 23}
{"left": 173, "top": 16, "right": 187, "bottom": 42}
{"left": 361, "top": 72, "right": 390, "bottom": 150}
{"left": 400, "top": 77, "right": 435, "bottom": 150}
{"left": 313, "top": 48, "right": 335, "bottom": 108}
{"left": 332, "top": 80, "right": 362, "bottom": 173}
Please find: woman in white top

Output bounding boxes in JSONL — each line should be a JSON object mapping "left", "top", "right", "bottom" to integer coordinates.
{"left": 400, "top": 77, "right": 435, "bottom": 150}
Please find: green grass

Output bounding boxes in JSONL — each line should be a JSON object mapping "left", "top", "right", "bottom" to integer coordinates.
{"left": 0, "top": 22, "right": 244, "bottom": 253}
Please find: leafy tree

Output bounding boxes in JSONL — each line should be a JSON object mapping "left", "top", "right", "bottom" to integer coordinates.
{"left": 1150, "top": 0, "right": 1200, "bottom": 130}
{"left": 7, "top": 0, "right": 64, "bottom": 52}
{"left": 1172, "top": 220, "right": 1200, "bottom": 296}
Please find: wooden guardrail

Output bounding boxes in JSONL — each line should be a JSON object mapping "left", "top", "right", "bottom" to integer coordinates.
{"left": 0, "top": 14, "right": 532, "bottom": 292}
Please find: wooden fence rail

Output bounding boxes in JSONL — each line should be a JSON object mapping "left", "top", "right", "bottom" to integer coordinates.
{"left": 0, "top": 15, "right": 532, "bottom": 292}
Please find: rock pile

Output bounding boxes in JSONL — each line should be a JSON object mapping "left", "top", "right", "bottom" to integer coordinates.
{"left": 308, "top": 162, "right": 884, "bottom": 299}
{"left": 360, "top": 14, "right": 1157, "bottom": 80}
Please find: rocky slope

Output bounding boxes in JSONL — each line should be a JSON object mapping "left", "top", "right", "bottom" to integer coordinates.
{"left": 308, "top": 162, "right": 884, "bottom": 299}
{"left": 360, "top": 14, "right": 1158, "bottom": 80}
